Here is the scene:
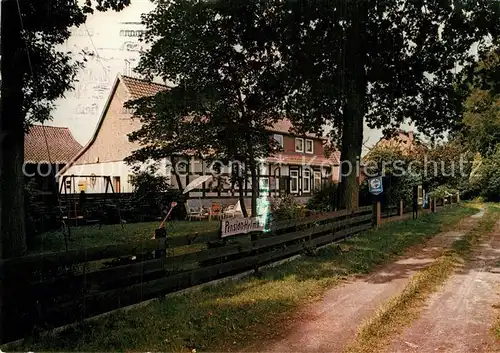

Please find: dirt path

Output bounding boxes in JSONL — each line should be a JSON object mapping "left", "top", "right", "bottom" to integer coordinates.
{"left": 250, "top": 211, "right": 483, "bottom": 353}
{"left": 383, "top": 218, "right": 500, "bottom": 353}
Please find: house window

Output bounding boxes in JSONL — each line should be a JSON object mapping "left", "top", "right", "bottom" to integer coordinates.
{"left": 273, "top": 134, "right": 284, "bottom": 148}
{"left": 272, "top": 168, "right": 281, "bottom": 192}
{"left": 305, "top": 139, "right": 314, "bottom": 154}
{"left": 303, "top": 170, "right": 311, "bottom": 193}
{"left": 295, "top": 138, "right": 304, "bottom": 152}
{"left": 176, "top": 161, "right": 187, "bottom": 174}
{"left": 314, "top": 171, "right": 322, "bottom": 190}
{"left": 290, "top": 170, "right": 299, "bottom": 193}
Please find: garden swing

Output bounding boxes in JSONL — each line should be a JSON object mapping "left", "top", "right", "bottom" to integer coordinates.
{"left": 58, "top": 174, "right": 124, "bottom": 229}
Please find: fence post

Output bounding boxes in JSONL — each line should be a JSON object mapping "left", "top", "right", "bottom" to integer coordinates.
{"left": 0, "top": 257, "right": 2, "bottom": 345}
{"left": 251, "top": 231, "right": 260, "bottom": 274}
{"left": 431, "top": 197, "right": 435, "bottom": 213}
{"left": 399, "top": 200, "right": 404, "bottom": 219}
{"left": 155, "top": 227, "right": 167, "bottom": 258}
{"left": 457, "top": 192, "right": 460, "bottom": 204}
{"left": 372, "top": 201, "right": 381, "bottom": 228}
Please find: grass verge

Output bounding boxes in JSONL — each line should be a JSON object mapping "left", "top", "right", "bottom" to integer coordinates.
{"left": 29, "top": 220, "right": 220, "bottom": 254}
{"left": 7, "top": 205, "right": 477, "bottom": 352}
{"left": 492, "top": 304, "right": 500, "bottom": 353}
{"left": 492, "top": 303, "right": 500, "bottom": 341}
{"left": 344, "top": 203, "right": 499, "bottom": 353}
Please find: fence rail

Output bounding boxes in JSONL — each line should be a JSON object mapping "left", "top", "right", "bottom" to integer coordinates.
{"left": 1, "top": 206, "right": 374, "bottom": 343}
{"left": 1, "top": 195, "right": 458, "bottom": 343}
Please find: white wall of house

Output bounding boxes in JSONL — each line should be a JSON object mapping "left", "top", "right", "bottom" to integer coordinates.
{"left": 60, "top": 158, "right": 169, "bottom": 194}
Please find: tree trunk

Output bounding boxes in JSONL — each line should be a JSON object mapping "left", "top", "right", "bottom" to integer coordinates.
{"left": 339, "top": 1, "right": 368, "bottom": 210}
{"left": 249, "top": 160, "right": 258, "bottom": 217}
{"left": 238, "top": 176, "right": 248, "bottom": 218}
{"left": 1, "top": 0, "right": 27, "bottom": 257}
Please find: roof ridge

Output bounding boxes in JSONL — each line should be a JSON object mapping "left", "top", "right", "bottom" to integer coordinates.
{"left": 121, "top": 75, "right": 168, "bottom": 88}
{"left": 30, "top": 124, "right": 70, "bottom": 130}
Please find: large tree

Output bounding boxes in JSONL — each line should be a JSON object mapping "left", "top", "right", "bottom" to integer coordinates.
{"left": 0, "top": 0, "right": 130, "bottom": 257}
{"left": 460, "top": 48, "right": 500, "bottom": 156}
{"left": 279, "top": 0, "right": 500, "bottom": 209}
{"left": 127, "top": 0, "right": 287, "bottom": 217}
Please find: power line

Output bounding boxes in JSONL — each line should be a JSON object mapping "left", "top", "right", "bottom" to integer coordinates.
{"left": 83, "top": 22, "right": 108, "bottom": 74}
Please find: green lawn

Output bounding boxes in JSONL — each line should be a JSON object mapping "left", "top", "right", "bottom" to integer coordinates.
{"left": 10, "top": 204, "right": 478, "bottom": 352}
{"left": 30, "top": 220, "right": 221, "bottom": 254}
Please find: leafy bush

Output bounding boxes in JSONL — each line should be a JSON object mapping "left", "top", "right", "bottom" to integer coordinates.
{"left": 270, "top": 194, "right": 305, "bottom": 222}
{"left": 428, "top": 185, "right": 458, "bottom": 200}
{"left": 307, "top": 182, "right": 338, "bottom": 212}
{"left": 129, "top": 163, "right": 186, "bottom": 220}
{"left": 363, "top": 146, "right": 423, "bottom": 206}
{"left": 466, "top": 145, "right": 500, "bottom": 201}
{"left": 129, "top": 163, "right": 172, "bottom": 197}
{"left": 25, "top": 179, "right": 58, "bottom": 247}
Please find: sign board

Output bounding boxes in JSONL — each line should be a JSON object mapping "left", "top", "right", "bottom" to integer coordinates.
{"left": 221, "top": 217, "right": 264, "bottom": 238}
{"left": 368, "top": 176, "right": 383, "bottom": 195}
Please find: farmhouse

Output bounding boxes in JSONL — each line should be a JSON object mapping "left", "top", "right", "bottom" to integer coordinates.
{"left": 373, "top": 129, "right": 428, "bottom": 156}
{"left": 59, "top": 74, "right": 340, "bottom": 201}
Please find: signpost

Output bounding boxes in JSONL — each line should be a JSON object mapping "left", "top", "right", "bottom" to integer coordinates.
{"left": 368, "top": 176, "right": 383, "bottom": 195}
{"left": 221, "top": 217, "right": 264, "bottom": 238}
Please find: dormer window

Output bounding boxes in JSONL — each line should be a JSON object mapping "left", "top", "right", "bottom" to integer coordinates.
{"left": 273, "top": 134, "right": 284, "bottom": 148}
{"left": 305, "top": 139, "right": 314, "bottom": 154}
{"left": 295, "top": 138, "right": 304, "bottom": 152}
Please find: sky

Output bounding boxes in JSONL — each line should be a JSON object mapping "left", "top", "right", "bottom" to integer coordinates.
{"left": 48, "top": 0, "right": 155, "bottom": 145}
{"left": 46, "top": 0, "right": 402, "bottom": 155}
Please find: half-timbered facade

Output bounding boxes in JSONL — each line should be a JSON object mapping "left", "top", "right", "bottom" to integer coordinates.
{"left": 59, "top": 75, "right": 340, "bottom": 201}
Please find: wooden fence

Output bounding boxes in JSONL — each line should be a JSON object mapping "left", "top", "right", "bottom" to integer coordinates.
{"left": 1, "top": 206, "right": 374, "bottom": 343}
{"left": 378, "top": 193, "right": 460, "bottom": 223}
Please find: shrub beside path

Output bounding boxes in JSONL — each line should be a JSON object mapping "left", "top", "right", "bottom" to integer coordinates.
{"left": 251, "top": 208, "right": 484, "bottom": 353}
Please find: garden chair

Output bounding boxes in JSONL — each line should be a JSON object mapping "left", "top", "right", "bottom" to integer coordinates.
{"left": 186, "top": 199, "right": 207, "bottom": 220}
{"left": 223, "top": 200, "right": 250, "bottom": 218}
{"left": 209, "top": 203, "right": 223, "bottom": 221}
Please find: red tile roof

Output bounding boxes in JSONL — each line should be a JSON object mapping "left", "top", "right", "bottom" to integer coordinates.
{"left": 329, "top": 151, "right": 341, "bottom": 165}
{"left": 267, "top": 118, "right": 319, "bottom": 138}
{"left": 121, "top": 75, "right": 169, "bottom": 100}
{"left": 120, "top": 77, "right": 325, "bottom": 140}
{"left": 25, "top": 125, "right": 83, "bottom": 164}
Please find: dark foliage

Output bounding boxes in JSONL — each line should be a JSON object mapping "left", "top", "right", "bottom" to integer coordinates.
{"left": 306, "top": 182, "right": 339, "bottom": 212}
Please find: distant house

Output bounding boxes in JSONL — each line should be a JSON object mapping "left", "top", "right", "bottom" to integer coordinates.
{"left": 359, "top": 129, "right": 427, "bottom": 184}
{"left": 371, "top": 129, "right": 427, "bottom": 156}
{"left": 24, "top": 125, "right": 83, "bottom": 194}
{"left": 59, "top": 74, "right": 340, "bottom": 201}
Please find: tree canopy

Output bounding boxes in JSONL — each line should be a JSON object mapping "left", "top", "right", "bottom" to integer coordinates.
{"left": 127, "top": 0, "right": 289, "bottom": 216}
{"left": 277, "top": 0, "right": 500, "bottom": 208}
{"left": 461, "top": 48, "right": 500, "bottom": 156}
{"left": 1, "top": 0, "right": 131, "bottom": 257}
{"left": 18, "top": 0, "right": 131, "bottom": 126}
